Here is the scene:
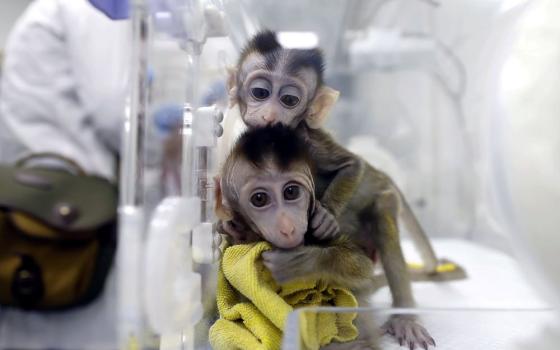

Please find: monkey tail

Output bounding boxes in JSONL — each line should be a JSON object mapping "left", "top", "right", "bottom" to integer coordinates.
{"left": 396, "top": 186, "right": 439, "bottom": 273}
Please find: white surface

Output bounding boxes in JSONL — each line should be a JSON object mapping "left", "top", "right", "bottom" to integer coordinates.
{"left": 374, "top": 238, "right": 554, "bottom": 349}
{"left": 283, "top": 238, "right": 555, "bottom": 350}
{"left": 378, "top": 309, "right": 557, "bottom": 350}
{"left": 0, "top": 272, "right": 117, "bottom": 350}
{"left": 372, "top": 238, "right": 549, "bottom": 309}
{"left": 285, "top": 239, "right": 555, "bottom": 349}
{"left": 0, "top": 238, "right": 553, "bottom": 350}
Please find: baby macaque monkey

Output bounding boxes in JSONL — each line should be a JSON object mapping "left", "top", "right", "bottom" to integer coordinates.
{"left": 215, "top": 125, "right": 379, "bottom": 349}
{"left": 224, "top": 31, "right": 437, "bottom": 349}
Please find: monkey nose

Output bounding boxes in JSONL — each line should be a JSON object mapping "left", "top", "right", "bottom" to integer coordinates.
{"left": 262, "top": 114, "right": 276, "bottom": 124}
{"left": 278, "top": 215, "right": 295, "bottom": 237}
{"left": 280, "top": 226, "right": 295, "bottom": 238}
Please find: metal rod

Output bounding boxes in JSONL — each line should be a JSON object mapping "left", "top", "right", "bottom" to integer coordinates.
{"left": 120, "top": 0, "right": 148, "bottom": 207}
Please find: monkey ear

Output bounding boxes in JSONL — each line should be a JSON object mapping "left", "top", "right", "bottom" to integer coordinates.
{"left": 214, "top": 176, "right": 234, "bottom": 221}
{"left": 226, "top": 66, "right": 238, "bottom": 107}
{"left": 306, "top": 86, "right": 340, "bottom": 129}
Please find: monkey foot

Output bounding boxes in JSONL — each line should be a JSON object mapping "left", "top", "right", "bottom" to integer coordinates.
{"left": 381, "top": 315, "right": 435, "bottom": 350}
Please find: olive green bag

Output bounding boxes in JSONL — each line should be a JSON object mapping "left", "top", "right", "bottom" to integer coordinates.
{"left": 0, "top": 154, "right": 117, "bottom": 310}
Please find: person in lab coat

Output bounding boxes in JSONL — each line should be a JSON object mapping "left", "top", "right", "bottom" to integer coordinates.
{"left": 0, "top": 0, "right": 129, "bottom": 179}
{"left": 0, "top": 0, "right": 129, "bottom": 348}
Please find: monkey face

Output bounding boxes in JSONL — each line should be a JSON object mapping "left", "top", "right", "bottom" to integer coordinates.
{"left": 237, "top": 54, "right": 319, "bottom": 128}
{"left": 239, "top": 168, "right": 312, "bottom": 249}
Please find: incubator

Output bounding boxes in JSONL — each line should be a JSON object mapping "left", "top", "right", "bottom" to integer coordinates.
{"left": 117, "top": 0, "right": 560, "bottom": 349}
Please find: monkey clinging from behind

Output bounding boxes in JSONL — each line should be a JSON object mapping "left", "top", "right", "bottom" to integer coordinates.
{"left": 222, "top": 30, "right": 437, "bottom": 349}
{"left": 215, "top": 125, "right": 379, "bottom": 349}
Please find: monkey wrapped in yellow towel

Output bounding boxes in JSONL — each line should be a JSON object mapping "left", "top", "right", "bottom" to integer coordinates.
{"left": 209, "top": 241, "right": 359, "bottom": 350}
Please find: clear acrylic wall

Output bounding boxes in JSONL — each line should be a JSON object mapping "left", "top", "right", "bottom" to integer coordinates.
{"left": 123, "top": 0, "right": 560, "bottom": 349}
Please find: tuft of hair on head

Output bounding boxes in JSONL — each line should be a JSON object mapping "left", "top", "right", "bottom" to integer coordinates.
{"left": 235, "top": 124, "right": 311, "bottom": 171}
{"left": 238, "top": 30, "right": 325, "bottom": 85}
{"left": 238, "top": 30, "right": 281, "bottom": 65}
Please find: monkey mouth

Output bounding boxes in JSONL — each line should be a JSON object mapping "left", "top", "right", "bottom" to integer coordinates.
{"left": 250, "top": 120, "right": 280, "bottom": 128}
{"left": 278, "top": 237, "right": 304, "bottom": 249}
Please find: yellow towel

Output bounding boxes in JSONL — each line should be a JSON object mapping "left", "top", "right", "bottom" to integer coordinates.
{"left": 209, "top": 241, "right": 359, "bottom": 350}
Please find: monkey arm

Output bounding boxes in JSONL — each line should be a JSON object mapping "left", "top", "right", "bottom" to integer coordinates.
{"left": 307, "top": 127, "right": 438, "bottom": 273}
{"left": 371, "top": 190, "right": 415, "bottom": 308}
{"left": 307, "top": 128, "right": 365, "bottom": 217}
{"left": 376, "top": 218, "right": 415, "bottom": 307}
{"left": 377, "top": 219, "right": 436, "bottom": 350}
{"left": 262, "top": 236, "right": 375, "bottom": 292}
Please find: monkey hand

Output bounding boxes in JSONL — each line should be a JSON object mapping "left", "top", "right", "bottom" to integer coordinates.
{"left": 262, "top": 248, "right": 314, "bottom": 284}
{"left": 217, "top": 219, "right": 248, "bottom": 244}
{"left": 382, "top": 315, "right": 435, "bottom": 350}
{"left": 310, "top": 202, "right": 340, "bottom": 240}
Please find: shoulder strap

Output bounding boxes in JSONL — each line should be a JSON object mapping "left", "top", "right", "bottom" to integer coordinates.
{"left": 0, "top": 165, "right": 117, "bottom": 232}
{"left": 16, "top": 152, "right": 86, "bottom": 176}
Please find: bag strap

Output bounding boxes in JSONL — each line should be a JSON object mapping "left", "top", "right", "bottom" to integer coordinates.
{"left": 0, "top": 153, "right": 117, "bottom": 232}
{"left": 16, "top": 153, "right": 86, "bottom": 176}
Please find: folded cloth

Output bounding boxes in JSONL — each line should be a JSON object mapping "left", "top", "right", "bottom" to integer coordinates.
{"left": 209, "top": 241, "right": 358, "bottom": 350}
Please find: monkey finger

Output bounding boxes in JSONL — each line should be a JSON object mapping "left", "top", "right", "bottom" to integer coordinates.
{"left": 262, "top": 254, "right": 277, "bottom": 268}
{"left": 313, "top": 219, "right": 332, "bottom": 239}
{"left": 325, "top": 225, "right": 340, "bottom": 239}
{"left": 261, "top": 251, "right": 276, "bottom": 263}
{"left": 392, "top": 324, "right": 405, "bottom": 343}
{"left": 418, "top": 327, "right": 435, "bottom": 347}
{"left": 325, "top": 218, "right": 340, "bottom": 238}
{"left": 310, "top": 207, "right": 327, "bottom": 229}
{"left": 405, "top": 326, "right": 416, "bottom": 341}
{"left": 384, "top": 327, "right": 395, "bottom": 336}
{"left": 325, "top": 218, "right": 340, "bottom": 237}
{"left": 321, "top": 213, "right": 338, "bottom": 233}
{"left": 217, "top": 222, "right": 233, "bottom": 238}
{"left": 316, "top": 220, "right": 337, "bottom": 240}
{"left": 428, "top": 337, "right": 435, "bottom": 346}
{"left": 222, "top": 221, "right": 239, "bottom": 237}
{"left": 262, "top": 260, "right": 274, "bottom": 272}
{"left": 216, "top": 222, "right": 226, "bottom": 235}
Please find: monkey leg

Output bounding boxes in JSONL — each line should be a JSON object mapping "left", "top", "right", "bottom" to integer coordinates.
{"left": 368, "top": 191, "right": 435, "bottom": 350}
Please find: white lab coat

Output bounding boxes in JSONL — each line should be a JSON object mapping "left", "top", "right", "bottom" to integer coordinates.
{"left": 0, "top": 0, "right": 130, "bottom": 180}
{"left": 0, "top": 0, "right": 129, "bottom": 349}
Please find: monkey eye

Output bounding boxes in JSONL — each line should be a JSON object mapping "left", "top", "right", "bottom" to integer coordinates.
{"left": 251, "top": 87, "right": 271, "bottom": 100}
{"left": 250, "top": 192, "right": 270, "bottom": 208}
{"left": 283, "top": 185, "right": 301, "bottom": 201}
{"left": 280, "top": 94, "right": 300, "bottom": 107}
